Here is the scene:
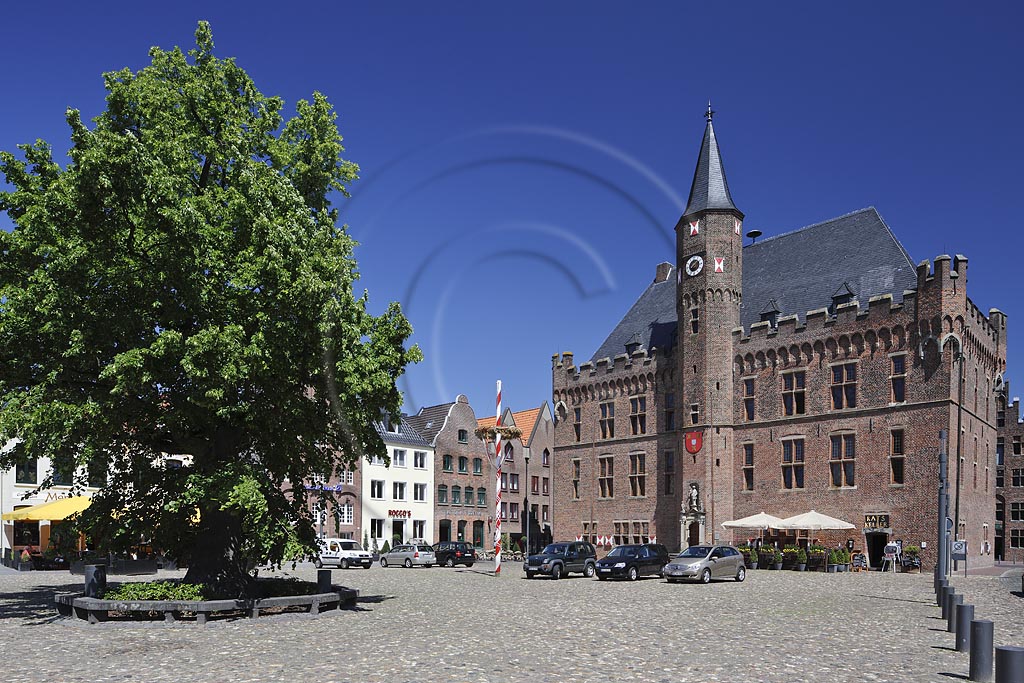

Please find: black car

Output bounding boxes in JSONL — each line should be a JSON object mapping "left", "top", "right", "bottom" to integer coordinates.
{"left": 595, "top": 543, "right": 670, "bottom": 581}
{"left": 433, "top": 541, "right": 477, "bottom": 568}
{"left": 523, "top": 541, "right": 597, "bottom": 579}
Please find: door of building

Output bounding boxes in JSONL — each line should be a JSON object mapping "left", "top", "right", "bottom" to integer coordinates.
{"left": 391, "top": 520, "right": 405, "bottom": 545}
{"left": 866, "top": 532, "right": 888, "bottom": 569}
{"left": 439, "top": 520, "right": 451, "bottom": 542}
{"left": 472, "top": 520, "right": 484, "bottom": 547}
{"left": 457, "top": 520, "right": 467, "bottom": 541}
{"left": 688, "top": 522, "right": 700, "bottom": 547}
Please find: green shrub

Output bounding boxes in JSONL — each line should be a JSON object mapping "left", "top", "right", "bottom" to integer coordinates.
{"left": 796, "top": 547, "right": 807, "bottom": 564}
{"left": 381, "top": 540, "right": 391, "bottom": 554}
{"left": 747, "top": 547, "right": 759, "bottom": 563}
{"left": 103, "top": 581, "right": 207, "bottom": 601}
{"left": 256, "top": 577, "right": 318, "bottom": 598}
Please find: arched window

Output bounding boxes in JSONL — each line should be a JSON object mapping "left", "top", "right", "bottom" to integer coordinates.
{"left": 504, "top": 443, "right": 514, "bottom": 462}
{"left": 542, "top": 448, "right": 550, "bottom": 467}
{"left": 473, "top": 457, "right": 483, "bottom": 474}
{"left": 464, "top": 486, "right": 474, "bottom": 506}
{"left": 437, "top": 485, "right": 448, "bottom": 504}
{"left": 452, "top": 486, "right": 462, "bottom": 505}
{"left": 458, "top": 456, "right": 468, "bottom": 473}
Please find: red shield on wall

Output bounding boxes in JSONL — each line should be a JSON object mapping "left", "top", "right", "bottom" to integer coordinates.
{"left": 684, "top": 431, "right": 703, "bottom": 455}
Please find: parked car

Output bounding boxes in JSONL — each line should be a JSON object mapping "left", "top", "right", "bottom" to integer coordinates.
{"left": 433, "top": 541, "right": 477, "bottom": 568}
{"left": 315, "top": 538, "right": 373, "bottom": 569}
{"left": 380, "top": 544, "right": 436, "bottom": 568}
{"left": 523, "top": 541, "right": 597, "bottom": 579}
{"left": 594, "top": 543, "right": 670, "bottom": 581}
{"left": 663, "top": 544, "right": 746, "bottom": 583}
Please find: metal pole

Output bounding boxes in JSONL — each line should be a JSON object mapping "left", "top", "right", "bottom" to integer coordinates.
{"left": 995, "top": 646, "right": 1024, "bottom": 683}
{"left": 947, "top": 593, "right": 963, "bottom": 633}
{"left": 953, "top": 353, "right": 964, "bottom": 570}
{"left": 955, "top": 603, "right": 975, "bottom": 652}
{"left": 970, "top": 619, "right": 994, "bottom": 682}
{"left": 938, "top": 430, "right": 949, "bottom": 583}
{"left": 524, "top": 454, "right": 532, "bottom": 557}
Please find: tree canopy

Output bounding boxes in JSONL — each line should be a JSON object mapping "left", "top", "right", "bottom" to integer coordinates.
{"left": 0, "top": 22, "right": 420, "bottom": 593}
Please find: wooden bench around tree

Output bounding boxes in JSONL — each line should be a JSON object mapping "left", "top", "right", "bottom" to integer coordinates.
{"left": 55, "top": 589, "right": 358, "bottom": 624}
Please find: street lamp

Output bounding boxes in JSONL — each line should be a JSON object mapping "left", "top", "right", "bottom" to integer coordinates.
{"left": 524, "top": 452, "right": 531, "bottom": 557}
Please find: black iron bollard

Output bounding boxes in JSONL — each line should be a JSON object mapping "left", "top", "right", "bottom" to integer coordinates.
{"left": 84, "top": 564, "right": 106, "bottom": 598}
{"left": 317, "top": 569, "right": 332, "bottom": 594}
{"left": 970, "top": 619, "right": 994, "bottom": 682}
{"left": 955, "top": 603, "right": 974, "bottom": 652}
{"left": 947, "top": 593, "right": 963, "bottom": 633}
{"left": 941, "top": 585, "right": 955, "bottom": 617}
{"left": 995, "top": 646, "right": 1024, "bottom": 683}
{"left": 937, "top": 576, "right": 948, "bottom": 597}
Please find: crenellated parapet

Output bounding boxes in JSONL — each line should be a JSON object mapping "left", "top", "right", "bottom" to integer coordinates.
{"left": 731, "top": 255, "right": 1005, "bottom": 377}
{"left": 551, "top": 347, "right": 663, "bottom": 407}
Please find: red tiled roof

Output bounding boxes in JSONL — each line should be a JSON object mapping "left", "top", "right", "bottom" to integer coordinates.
{"left": 477, "top": 408, "right": 541, "bottom": 444}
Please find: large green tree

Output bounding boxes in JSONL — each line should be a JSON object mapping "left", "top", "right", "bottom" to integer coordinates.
{"left": 0, "top": 23, "right": 419, "bottom": 595}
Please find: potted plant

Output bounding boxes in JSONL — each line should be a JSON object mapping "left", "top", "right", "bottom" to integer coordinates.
{"left": 747, "top": 546, "right": 759, "bottom": 570}
{"left": 827, "top": 549, "right": 841, "bottom": 573}
{"left": 770, "top": 547, "right": 783, "bottom": 570}
{"left": 902, "top": 545, "right": 922, "bottom": 572}
{"left": 794, "top": 547, "right": 807, "bottom": 571}
{"left": 807, "top": 545, "right": 827, "bottom": 571}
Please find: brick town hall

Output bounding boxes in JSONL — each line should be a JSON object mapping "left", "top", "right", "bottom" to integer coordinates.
{"left": 551, "top": 108, "right": 1005, "bottom": 569}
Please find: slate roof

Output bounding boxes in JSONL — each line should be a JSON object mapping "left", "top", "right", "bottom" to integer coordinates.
{"left": 589, "top": 208, "right": 917, "bottom": 361}
{"left": 373, "top": 415, "right": 432, "bottom": 448}
{"left": 405, "top": 403, "right": 455, "bottom": 446}
{"left": 683, "top": 119, "right": 739, "bottom": 218}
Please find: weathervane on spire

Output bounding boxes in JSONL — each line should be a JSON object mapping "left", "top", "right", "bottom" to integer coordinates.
{"left": 705, "top": 101, "right": 714, "bottom": 122}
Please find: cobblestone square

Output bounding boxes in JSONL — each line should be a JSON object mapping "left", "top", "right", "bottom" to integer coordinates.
{"left": 1, "top": 564, "right": 1021, "bottom": 683}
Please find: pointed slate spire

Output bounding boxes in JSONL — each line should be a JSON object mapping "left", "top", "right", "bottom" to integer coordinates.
{"left": 683, "top": 103, "right": 740, "bottom": 218}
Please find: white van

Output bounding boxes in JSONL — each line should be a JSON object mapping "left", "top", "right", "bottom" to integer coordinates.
{"left": 315, "top": 538, "right": 373, "bottom": 569}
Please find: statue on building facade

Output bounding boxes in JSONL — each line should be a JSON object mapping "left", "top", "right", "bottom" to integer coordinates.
{"left": 686, "top": 482, "right": 701, "bottom": 512}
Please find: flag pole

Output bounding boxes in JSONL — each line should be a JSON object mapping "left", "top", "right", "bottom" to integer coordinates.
{"left": 493, "top": 380, "right": 502, "bottom": 576}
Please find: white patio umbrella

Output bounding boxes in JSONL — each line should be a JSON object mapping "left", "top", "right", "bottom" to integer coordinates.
{"left": 777, "top": 510, "right": 855, "bottom": 548}
{"left": 777, "top": 510, "right": 855, "bottom": 531}
{"left": 722, "top": 512, "right": 785, "bottom": 546}
{"left": 721, "top": 512, "right": 785, "bottom": 530}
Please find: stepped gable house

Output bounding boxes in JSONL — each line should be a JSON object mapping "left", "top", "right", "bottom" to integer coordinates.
{"left": 551, "top": 109, "right": 1005, "bottom": 569}
{"left": 406, "top": 395, "right": 490, "bottom": 547}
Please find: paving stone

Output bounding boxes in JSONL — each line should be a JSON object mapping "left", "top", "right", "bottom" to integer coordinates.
{"left": 1, "top": 563, "right": 1021, "bottom": 682}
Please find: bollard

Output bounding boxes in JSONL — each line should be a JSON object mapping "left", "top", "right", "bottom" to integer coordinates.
{"left": 942, "top": 585, "right": 955, "bottom": 618}
{"left": 317, "top": 569, "right": 332, "bottom": 594}
{"left": 955, "top": 603, "right": 974, "bottom": 652}
{"left": 84, "top": 564, "right": 106, "bottom": 598}
{"left": 995, "top": 646, "right": 1024, "bottom": 683}
{"left": 937, "top": 579, "right": 949, "bottom": 606}
{"left": 970, "top": 619, "right": 993, "bottom": 682}
{"left": 946, "top": 593, "right": 963, "bottom": 633}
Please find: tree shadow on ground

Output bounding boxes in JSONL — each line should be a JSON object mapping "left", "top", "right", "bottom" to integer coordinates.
{"left": 0, "top": 580, "right": 81, "bottom": 624}
{"left": 937, "top": 672, "right": 969, "bottom": 680}
{"left": 341, "top": 593, "right": 394, "bottom": 613}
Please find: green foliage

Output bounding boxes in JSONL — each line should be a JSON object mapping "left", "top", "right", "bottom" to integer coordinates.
{"left": 903, "top": 545, "right": 920, "bottom": 558}
{"left": 381, "top": 540, "right": 391, "bottom": 555}
{"left": 0, "top": 22, "right": 420, "bottom": 579}
{"left": 104, "top": 581, "right": 207, "bottom": 601}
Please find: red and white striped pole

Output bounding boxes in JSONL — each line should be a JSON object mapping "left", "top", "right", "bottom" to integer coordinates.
{"left": 493, "top": 380, "right": 502, "bottom": 575}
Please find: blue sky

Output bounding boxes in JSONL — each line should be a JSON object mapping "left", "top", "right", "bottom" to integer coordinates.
{"left": 2, "top": 2, "right": 1023, "bottom": 417}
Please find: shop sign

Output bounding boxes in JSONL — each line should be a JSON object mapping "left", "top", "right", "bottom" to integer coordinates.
{"left": 389, "top": 509, "right": 412, "bottom": 519}
{"left": 305, "top": 484, "right": 345, "bottom": 492}
{"left": 864, "top": 513, "right": 890, "bottom": 529}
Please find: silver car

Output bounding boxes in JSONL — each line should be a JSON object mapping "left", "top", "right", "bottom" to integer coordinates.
{"left": 663, "top": 544, "right": 746, "bottom": 584}
{"left": 380, "top": 544, "right": 436, "bottom": 568}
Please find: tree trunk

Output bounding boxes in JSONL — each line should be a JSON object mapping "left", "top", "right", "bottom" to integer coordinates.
{"left": 182, "top": 501, "right": 255, "bottom": 598}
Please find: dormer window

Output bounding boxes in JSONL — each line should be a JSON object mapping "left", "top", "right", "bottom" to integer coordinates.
{"left": 624, "top": 332, "right": 642, "bottom": 356}
{"left": 760, "top": 299, "right": 780, "bottom": 328}
{"left": 829, "top": 283, "right": 856, "bottom": 316}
